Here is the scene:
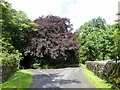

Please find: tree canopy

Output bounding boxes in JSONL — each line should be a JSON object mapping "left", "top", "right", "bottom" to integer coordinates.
{"left": 76, "top": 17, "right": 116, "bottom": 63}
{"left": 1, "top": 0, "right": 119, "bottom": 69}
{"left": 24, "top": 15, "right": 80, "bottom": 68}
{"left": 1, "top": 0, "right": 37, "bottom": 67}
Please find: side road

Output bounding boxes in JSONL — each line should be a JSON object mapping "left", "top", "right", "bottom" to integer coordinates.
{"left": 27, "top": 66, "right": 95, "bottom": 88}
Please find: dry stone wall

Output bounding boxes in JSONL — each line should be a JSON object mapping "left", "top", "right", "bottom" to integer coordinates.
{"left": 86, "top": 60, "right": 120, "bottom": 89}
{"left": 1, "top": 66, "right": 17, "bottom": 83}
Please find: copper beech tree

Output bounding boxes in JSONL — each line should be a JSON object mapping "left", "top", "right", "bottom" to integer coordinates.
{"left": 24, "top": 15, "right": 80, "bottom": 68}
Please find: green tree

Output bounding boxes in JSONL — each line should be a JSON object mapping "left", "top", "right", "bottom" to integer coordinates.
{"left": 1, "top": 0, "right": 37, "bottom": 67}
{"left": 76, "top": 17, "right": 115, "bottom": 63}
{"left": 2, "top": 1, "right": 37, "bottom": 52}
{"left": 112, "top": 14, "right": 120, "bottom": 61}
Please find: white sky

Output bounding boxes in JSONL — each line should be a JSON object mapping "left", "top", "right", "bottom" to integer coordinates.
{"left": 6, "top": 0, "right": 120, "bottom": 32}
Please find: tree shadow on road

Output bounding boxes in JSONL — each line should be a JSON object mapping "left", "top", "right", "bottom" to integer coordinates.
{"left": 31, "top": 73, "right": 81, "bottom": 88}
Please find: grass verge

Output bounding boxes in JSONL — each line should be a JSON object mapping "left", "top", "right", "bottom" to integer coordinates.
{"left": 0, "top": 70, "right": 33, "bottom": 88}
{"left": 83, "top": 69, "right": 113, "bottom": 88}
{"left": 79, "top": 63, "right": 86, "bottom": 67}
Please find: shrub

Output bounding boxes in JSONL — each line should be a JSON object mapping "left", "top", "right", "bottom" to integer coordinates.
{"left": 1, "top": 39, "right": 22, "bottom": 67}
{"left": 31, "top": 63, "right": 40, "bottom": 69}
{"left": 0, "top": 39, "right": 22, "bottom": 83}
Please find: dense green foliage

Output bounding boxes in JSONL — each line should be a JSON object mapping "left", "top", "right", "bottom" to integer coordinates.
{"left": 1, "top": 1, "right": 37, "bottom": 67}
{"left": 0, "top": 39, "right": 21, "bottom": 67}
{"left": 113, "top": 19, "right": 120, "bottom": 61}
{"left": 76, "top": 17, "right": 119, "bottom": 63}
{"left": 2, "top": 1, "right": 37, "bottom": 52}
{"left": 1, "top": 1, "right": 21, "bottom": 67}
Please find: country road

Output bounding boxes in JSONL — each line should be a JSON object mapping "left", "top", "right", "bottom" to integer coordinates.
{"left": 27, "top": 66, "right": 95, "bottom": 88}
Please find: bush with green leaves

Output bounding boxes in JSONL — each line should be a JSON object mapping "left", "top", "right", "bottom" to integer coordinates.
{"left": 2, "top": 0, "right": 38, "bottom": 53}
{"left": 31, "top": 63, "right": 41, "bottom": 69}
{"left": 0, "top": 38, "right": 22, "bottom": 82}
{"left": 0, "top": 39, "right": 22, "bottom": 67}
{"left": 1, "top": 0, "right": 37, "bottom": 69}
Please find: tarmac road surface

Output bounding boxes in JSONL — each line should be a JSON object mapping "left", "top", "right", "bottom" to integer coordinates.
{"left": 27, "top": 66, "right": 95, "bottom": 89}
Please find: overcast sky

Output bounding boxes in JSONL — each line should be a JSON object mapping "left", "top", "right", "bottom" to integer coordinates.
{"left": 6, "top": 0, "right": 119, "bottom": 31}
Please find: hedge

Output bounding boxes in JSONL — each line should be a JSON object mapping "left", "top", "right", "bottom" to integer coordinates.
{"left": 0, "top": 40, "right": 22, "bottom": 83}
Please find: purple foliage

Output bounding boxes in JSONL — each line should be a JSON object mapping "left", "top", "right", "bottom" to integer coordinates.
{"left": 25, "top": 15, "right": 80, "bottom": 64}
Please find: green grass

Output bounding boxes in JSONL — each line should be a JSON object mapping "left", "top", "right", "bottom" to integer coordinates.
{"left": 0, "top": 70, "right": 33, "bottom": 88}
{"left": 83, "top": 69, "right": 113, "bottom": 88}
{"left": 79, "top": 63, "right": 86, "bottom": 67}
